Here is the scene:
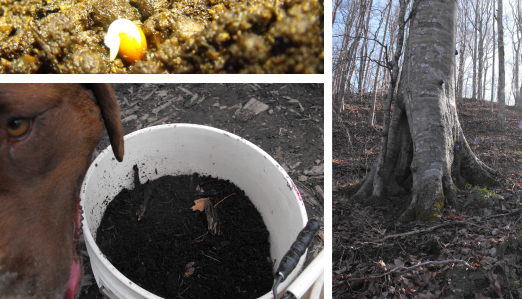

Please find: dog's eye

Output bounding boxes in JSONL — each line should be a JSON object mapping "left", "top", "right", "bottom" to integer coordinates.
{"left": 7, "top": 119, "right": 31, "bottom": 138}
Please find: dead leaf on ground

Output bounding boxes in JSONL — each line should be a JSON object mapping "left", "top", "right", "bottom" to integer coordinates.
{"left": 192, "top": 198, "right": 209, "bottom": 211}
{"left": 184, "top": 267, "right": 195, "bottom": 278}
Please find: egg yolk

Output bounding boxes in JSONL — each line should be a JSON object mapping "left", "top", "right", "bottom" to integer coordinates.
{"left": 118, "top": 26, "right": 147, "bottom": 63}
{"left": 105, "top": 19, "right": 147, "bottom": 63}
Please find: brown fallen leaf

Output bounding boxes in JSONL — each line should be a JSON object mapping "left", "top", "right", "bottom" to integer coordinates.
{"left": 192, "top": 198, "right": 209, "bottom": 211}
{"left": 184, "top": 267, "right": 195, "bottom": 278}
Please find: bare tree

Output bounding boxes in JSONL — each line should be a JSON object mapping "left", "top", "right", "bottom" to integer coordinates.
{"left": 332, "top": 0, "right": 343, "bottom": 26}
{"left": 497, "top": 0, "right": 506, "bottom": 129}
{"left": 508, "top": 0, "right": 521, "bottom": 108}
{"left": 472, "top": 3, "right": 478, "bottom": 101}
{"left": 357, "top": 0, "right": 374, "bottom": 98}
{"left": 477, "top": 0, "right": 484, "bottom": 101}
{"left": 491, "top": 3, "right": 495, "bottom": 112}
{"left": 456, "top": 1, "right": 468, "bottom": 104}
{"left": 336, "top": 1, "right": 370, "bottom": 108}
{"left": 346, "top": 0, "right": 499, "bottom": 223}
{"left": 369, "top": 1, "right": 392, "bottom": 127}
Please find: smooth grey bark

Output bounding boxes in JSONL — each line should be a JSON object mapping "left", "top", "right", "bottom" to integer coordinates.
{"left": 477, "top": 0, "right": 483, "bottom": 101}
{"left": 456, "top": 3, "right": 467, "bottom": 104}
{"left": 507, "top": 0, "right": 521, "bottom": 109}
{"left": 351, "top": 0, "right": 409, "bottom": 202}
{"left": 513, "top": 1, "right": 521, "bottom": 109}
{"left": 457, "top": 39, "right": 465, "bottom": 103}
{"left": 497, "top": 0, "right": 506, "bottom": 129}
{"left": 513, "top": 46, "right": 520, "bottom": 108}
{"left": 491, "top": 7, "right": 495, "bottom": 112}
{"left": 350, "top": 0, "right": 499, "bottom": 223}
{"left": 482, "top": 57, "right": 488, "bottom": 103}
{"left": 472, "top": 4, "right": 478, "bottom": 101}
{"left": 474, "top": 0, "right": 492, "bottom": 103}
{"left": 370, "top": 0, "right": 409, "bottom": 199}
{"left": 515, "top": 49, "right": 520, "bottom": 108}
{"left": 515, "top": 1, "right": 522, "bottom": 109}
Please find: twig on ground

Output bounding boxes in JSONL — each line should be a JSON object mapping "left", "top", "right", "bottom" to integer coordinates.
{"left": 366, "top": 219, "right": 385, "bottom": 236}
{"left": 205, "top": 199, "right": 220, "bottom": 235}
{"left": 137, "top": 184, "right": 152, "bottom": 221}
{"left": 334, "top": 259, "right": 476, "bottom": 282}
{"left": 368, "top": 221, "right": 465, "bottom": 244}
{"left": 201, "top": 251, "right": 220, "bottom": 262}
{"left": 214, "top": 193, "right": 236, "bottom": 207}
{"left": 194, "top": 231, "right": 208, "bottom": 242}
{"left": 484, "top": 208, "right": 522, "bottom": 220}
{"left": 364, "top": 212, "right": 521, "bottom": 244}
{"left": 175, "top": 286, "right": 191, "bottom": 298}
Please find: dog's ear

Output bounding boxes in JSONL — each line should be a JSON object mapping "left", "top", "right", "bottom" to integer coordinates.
{"left": 84, "top": 84, "right": 124, "bottom": 162}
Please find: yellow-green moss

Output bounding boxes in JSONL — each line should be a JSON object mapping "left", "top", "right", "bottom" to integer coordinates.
{"left": 403, "top": 190, "right": 444, "bottom": 223}
{"left": 435, "top": 189, "right": 444, "bottom": 210}
{"left": 417, "top": 208, "right": 440, "bottom": 224}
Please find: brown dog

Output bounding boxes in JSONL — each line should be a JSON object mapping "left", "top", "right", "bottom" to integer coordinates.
{"left": 0, "top": 84, "right": 124, "bottom": 299}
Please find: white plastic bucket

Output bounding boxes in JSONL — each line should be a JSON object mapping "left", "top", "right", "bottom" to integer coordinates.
{"left": 80, "top": 124, "right": 309, "bottom": 299}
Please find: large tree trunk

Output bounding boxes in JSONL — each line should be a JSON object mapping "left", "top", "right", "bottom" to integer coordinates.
{"left": 472, "top": 5, "right": 478, "bottom": 101}
{"left": 358, "top": 0, "right": 374, "bottom": 98}
{"left": 513, "top": 0, "right": 521, "bottom": 109}
{"left": 348, "top": 0, "right": 499, "bottom": 223}
{"left": 514, "top": 44, "right": 521, "bottom": 109}
{"left": 515, "top": 1, "right": 522, "bottom": 109}
{"left": 497, "top": 0, "right": 506, "bottom": 129}
{"left": 477, "top": 2, "right": 483, "bottom": 102}
{"left": 491, "top": 7, "right": 495, "bottom": 112}
{"left": 457, "top": 37, "right": 465, "bottom": 103}
{"left": 456, "top": 4, "right": 466, "bottom": 105}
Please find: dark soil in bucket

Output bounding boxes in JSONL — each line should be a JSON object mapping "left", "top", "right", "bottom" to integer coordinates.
{"left": 95, "top": 166, "right": 273, "bottom": 299}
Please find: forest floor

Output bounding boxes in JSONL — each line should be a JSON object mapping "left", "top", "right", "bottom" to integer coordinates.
{"left": 333, "top": 96, "right": 522, "bottom": 299}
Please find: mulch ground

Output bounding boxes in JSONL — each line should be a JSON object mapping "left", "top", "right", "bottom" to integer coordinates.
{"left": 333, "top": 95, "right": 522, "bottom": 298}
{"left": 96, "top": 170, "right": 272, "bottom": 299}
